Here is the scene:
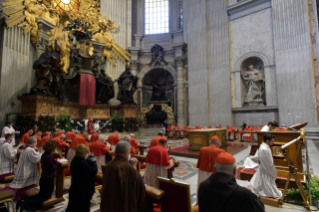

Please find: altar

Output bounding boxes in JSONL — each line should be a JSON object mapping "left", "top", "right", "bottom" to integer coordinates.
{"left": 187, "top": 129, "right": 227, "bottom": 151}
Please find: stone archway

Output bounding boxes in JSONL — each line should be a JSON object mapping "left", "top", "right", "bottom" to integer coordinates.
{"left": 136, "top": 65, "right": 177, "bottom": 125}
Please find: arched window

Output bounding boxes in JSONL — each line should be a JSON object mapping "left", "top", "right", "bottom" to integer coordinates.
{"left": 145, "top": 0, "right": 169, "bottom": 34}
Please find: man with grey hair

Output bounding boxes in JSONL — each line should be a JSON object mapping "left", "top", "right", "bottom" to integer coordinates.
{"left": 196, "top": 136, "right": 225, "bottom": 195}
{"left": 0, "top": 136, "right": 42, "bottom": 206}
{"left": 90, "top": 134, "right": 110, "bottom": 172}
{"left": 54, "top": 133, "right": 69, "bottom": 154}
{"left": 198, "top": 152, "right": 264, "bottom": 212}
{"left": 100, "top": 141, "right": 150, "bottom": 212}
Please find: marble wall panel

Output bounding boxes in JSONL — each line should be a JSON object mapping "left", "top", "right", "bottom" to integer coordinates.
{"left": 272, "top": 0, "right": 316, "bottom": 126}
{"left": 0, "top": 25, "right": 35, "bottom": 129}
{"left": 100, "top": 0, "right": 132, "bottom": 80}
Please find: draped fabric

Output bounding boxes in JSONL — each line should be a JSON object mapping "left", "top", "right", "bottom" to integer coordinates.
{"left": 79, "top": 74, "right": 96, "bottom": 106}
{"left": 249, "top": 143, "right": 282, "bottom": 199}
{"left": 66, "top": 132, "right": 76, "bottom": 141}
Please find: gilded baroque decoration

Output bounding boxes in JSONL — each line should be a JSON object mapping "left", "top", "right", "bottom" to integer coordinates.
{"left": 162, "top": 104, "right": 175, "bottom": 125}
{"left": 3, "top": 0, "right": 131, "bottom": 71}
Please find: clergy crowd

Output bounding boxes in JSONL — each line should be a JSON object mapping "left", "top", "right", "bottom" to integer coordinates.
{"left": 0, "top": 120, "right": 284, "bottom": 212}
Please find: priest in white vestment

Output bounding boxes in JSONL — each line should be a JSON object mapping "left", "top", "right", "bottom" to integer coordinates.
{"left": 1, "top": 121, "right": 17, "bottom": 145}
{"left": 249, "top": 133, "right": 282, "bottom": 199}
{"left": 0, "top": 136, "right": 42, "bottom": 201}
{"left": 0, "top": 134, "right": 19, "bottom": 180}
{"left": 144, "top": 137, "right": 175, "bottom": 188}
{"left": 243, "top": 120, "right": 278, "bottom": 169}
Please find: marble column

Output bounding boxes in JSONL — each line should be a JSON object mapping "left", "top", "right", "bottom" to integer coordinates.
{"left": 176, "top": 58, "right": 186, "bottom": 126}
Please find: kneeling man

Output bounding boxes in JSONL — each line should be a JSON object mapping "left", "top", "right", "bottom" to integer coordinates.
{"left": 249, "top": 134, "right": 282, "bottom": 199}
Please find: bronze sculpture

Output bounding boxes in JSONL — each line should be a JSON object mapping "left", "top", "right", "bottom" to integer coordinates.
{"left": 117, "top": 67, "right": 138, "bottom": 104}
{"left": 96, "top": 69, "right": 115, "bottom": 104}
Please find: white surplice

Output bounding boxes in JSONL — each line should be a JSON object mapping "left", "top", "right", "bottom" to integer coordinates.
{"left": 96, "top": 155, "right": 105, "bottom": 172}
{"left": 144, "top": 159, "right": 174, "bottom": 188}
{"left": 243, "top": 125, "right": 269, "bottom": 169}
{"left": 0, "top": 142, "right": 17, "bottom": 175}
{"left": 10, "top": 147, "right": 42, "bottom": 189}
{"left": 1, "top": 126, "right": 16, "bottom": 145}
{"left": 0, "top": 137, "right": 5, "bottom": 145}
{"left": 249, "top": 143, "right": 282, "bottom": 199}
{"left": 67, "top": 148, "right": 76, "bottom": 162}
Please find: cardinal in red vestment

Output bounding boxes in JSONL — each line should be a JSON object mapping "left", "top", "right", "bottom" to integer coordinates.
{"left": 90, "top": 131, "right": 100, "bottom": 143}
{"left": 53, "top": 134, "right": 69, "bottom": 154}
{"left": 20, "top": 129, "right": 33, "bottom": 144}
{"left": 66, "top": 130, "right": 76, "bottom": 142}
{"left": 144, "top": 137, "right": 175, "bottom": 188}
{"left": 67, "top": 132, "right": 90, "bottom": 162}
{"left": 37, "top": 132, "right": 50, "bottom": 152}
{"left": 107, "top": 131, "right": 121, "bottom": 152}
{"left": 33, "top": 131, "right": 42, "bottom": 144}
{"left": 90, "top": 134, "right": 110, "bottom": 172}
{"left": 197, "top": 136, "right": 225, "bottom": 194}
{"left": 129, "top": 133, "right": 140, "bottom": 154}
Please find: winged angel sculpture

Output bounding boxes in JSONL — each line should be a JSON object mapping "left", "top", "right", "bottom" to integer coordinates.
{"left": 3, "top": 0, "right": 130, "bottom": 73}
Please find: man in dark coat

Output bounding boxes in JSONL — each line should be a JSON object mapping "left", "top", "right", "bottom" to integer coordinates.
{"left": 66, "top": 144, "right": 98, "bottom": 212}
{"left": 100, "top": 141, "right": 150, "bottom": 212}
{"left": 198, "top": 152, "right": 265, "bottom": 212}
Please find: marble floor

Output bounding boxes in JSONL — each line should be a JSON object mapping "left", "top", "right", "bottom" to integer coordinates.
{"left": 1, "top": 134, "right": 318, "bottom": 212}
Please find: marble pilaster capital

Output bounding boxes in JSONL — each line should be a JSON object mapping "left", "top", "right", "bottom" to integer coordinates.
{"left": 130, "top": 60, "right": 139, "bottom": 70}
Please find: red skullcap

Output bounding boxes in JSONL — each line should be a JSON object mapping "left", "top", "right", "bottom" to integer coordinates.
{"left": 160, "top": 137, "right": 168, "bottom": 141}
{"left": 115, "top": 131, "right": 119, "bottom": 134}
{"left": 83, "top": 132, "right": 88, "bottom": 135}
{"left": 29, "top": 129, "right": 33, "bottom": 132}
{"left": 216, "top": 152, "right": 235, "bottom": 165}
{"left": 210, "top": 136, "right": 220, "bottom": 142}
{"left": 45, "top": 131, "right": 50, "bottom": 134}
{"left": 37, "top": 131, "right": 42, "bottom": 134}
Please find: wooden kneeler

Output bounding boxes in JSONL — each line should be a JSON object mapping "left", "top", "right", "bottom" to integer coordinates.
{"left": 24, "top": 161, "right": 69, "bottom": 209}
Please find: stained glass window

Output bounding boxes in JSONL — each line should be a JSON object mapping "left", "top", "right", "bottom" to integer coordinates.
{"left": 145, "top": 0, "right": 169, "bottom": 35}
{"left": 54, "top": 0, "right": 79, "bottom": 15}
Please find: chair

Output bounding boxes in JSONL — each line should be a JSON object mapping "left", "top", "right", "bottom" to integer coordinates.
{"left": 0, "top": 190, "right": 15, "bottom": 212}
{"left": 157, "top": 177, "right": 198, "bottom": 212}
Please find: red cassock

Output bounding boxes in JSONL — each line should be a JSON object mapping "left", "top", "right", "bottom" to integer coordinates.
{"left": 107, "top": 134, "right": 121, "bottom": 146}
{"left": 79, "top": 74, "right": 96, "bottom": 106}
{"left": 56, "top": 131, "right": 64, "bottom": 137}
{"left": 90, "top": 141, "right": 109, "bottom": 156}
{"left": 34, "top": 135, "right": 41, "bottom": 143}
{"left": 37, "top": 136, "right": 50, "bottom": 147}
{"left": 195, "top": 126, "right": 201, "bottom": 129}
{"left": 69, "top": 135, "right": 89, "bottom": 150}
{"left": 197, "top": 145, "right": 225, "bottom": 172}
{"left": 189, "top": 127, "right": 194, "bottom": 130}
{"left": 145, "top": 145, "right": 170, "bottom": 166}
{"left": 53, "top": 137, "right": 68, "bottom": 150}
{"left": 130, "top": 138, "right": 139, "bottom": 154}
{"left": 88, "top": 120, "right": 94, "bottom": 134}
{"left": 66, "top": 132, "right": 76, "bottom": 141}
{"left": 90, "top": 133, "right": 99, "bottom": 143}
{"left": 150, "top": 136, "right": 162, "bottom": 148}
{"left": 20, "top": 133, "right": 30, "bottom": 144}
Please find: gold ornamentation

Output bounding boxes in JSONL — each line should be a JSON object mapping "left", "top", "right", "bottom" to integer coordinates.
{"left": 4, "top": 0, "right": 131, "bottom": 72}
